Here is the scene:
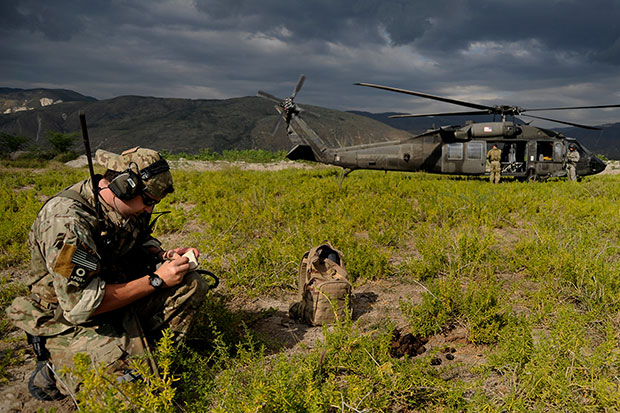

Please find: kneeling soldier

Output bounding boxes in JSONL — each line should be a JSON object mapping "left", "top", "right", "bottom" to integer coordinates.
{"left": 7, "top": 147, "right": 208, "bottom": 400}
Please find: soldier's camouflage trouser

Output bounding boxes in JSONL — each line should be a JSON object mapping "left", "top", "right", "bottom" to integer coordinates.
{"left": 45, "top": 271, "right": 208, "bottom": 395}
{"left": 489, "top": 161, "right": 501, "bottom": 184}
{"left": 567, "top": 164, "right": 577, "bottom": 181}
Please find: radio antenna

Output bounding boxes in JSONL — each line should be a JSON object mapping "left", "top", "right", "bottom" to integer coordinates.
{"left": 79, "top": 112, "right": 104, "bottom": 226}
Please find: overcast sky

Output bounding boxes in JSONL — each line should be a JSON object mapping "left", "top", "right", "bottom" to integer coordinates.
{"left": 2, "top": 0, "right": 620, "bottom": 128}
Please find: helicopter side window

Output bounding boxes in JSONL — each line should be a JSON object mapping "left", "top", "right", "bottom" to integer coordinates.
{"left": 447, "top": 143, "right": 463, "bottom": 160}
{"left": 536, "top": 141, "right": 554, "bottom": 161}
{"left": 553, "top": 143, "right": 563, "bottom": 162}
{"left": 466, "top": 142, "right": 484, "bottom": 160}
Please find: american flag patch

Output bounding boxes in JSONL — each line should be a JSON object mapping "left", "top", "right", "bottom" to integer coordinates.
{"left": 71, "top": 248, "right": 98, "bottom": 271}
{"left": 483, "top": 126, "right": 493, "bottom": 133}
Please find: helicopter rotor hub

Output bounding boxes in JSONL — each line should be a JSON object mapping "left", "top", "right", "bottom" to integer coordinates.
{"left": 282, "top": 97, "right": 295, "bottom": 111}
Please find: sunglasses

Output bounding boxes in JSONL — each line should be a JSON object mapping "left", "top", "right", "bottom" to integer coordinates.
{"left": 140, "top": 192, "right": 160, "bottom": 207}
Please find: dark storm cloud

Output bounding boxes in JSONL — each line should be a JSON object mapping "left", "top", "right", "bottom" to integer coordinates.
{"left": 189, "top": 0, "right": 620, "bottom": 61}
{"left": 1, "top": 0, "right": 620, "bottom": 126}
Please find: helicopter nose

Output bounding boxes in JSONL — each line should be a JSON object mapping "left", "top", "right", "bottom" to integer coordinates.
{"left": 590, "top": 156, "right": 607, "bottom": 174}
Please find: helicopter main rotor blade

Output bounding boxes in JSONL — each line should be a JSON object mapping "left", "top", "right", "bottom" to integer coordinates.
{"left": 270, "top": 114, "right": 284, "bottom": 136}
{"left": 290, "top": 74, "right": 306, "bottom": 99}
{"left": 298, "top": 107, "right": 320, "bottom": 118}
{"left": 257, "top": 90, "right": 282, "bottom": 103}
{"left": 356, "top": 82, "right": 494, "bottom": 112}
{"left": 522, "top": 114, "right": 601, "bottom": 130}
{"left": 523, "top": 103, "right": 620, "bottom": 112}
{"left": 389, "top": 110, "right": 492, "bottom": 118}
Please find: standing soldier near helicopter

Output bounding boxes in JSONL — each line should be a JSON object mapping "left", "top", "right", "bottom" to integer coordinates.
{"left": 566, "top": 144, "right": 580, "bottom": 181}
{"left": 487, "top": 144, "right": 502, "bottom": 184}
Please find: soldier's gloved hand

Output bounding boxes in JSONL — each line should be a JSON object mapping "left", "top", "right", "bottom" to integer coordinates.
{"left": 155, "top": 256, "right": 190, "bottom": 287}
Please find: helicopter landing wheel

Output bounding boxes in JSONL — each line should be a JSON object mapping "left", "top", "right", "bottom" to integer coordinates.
{"left": 526, "top": 169, "right": 537, "bottom": 182}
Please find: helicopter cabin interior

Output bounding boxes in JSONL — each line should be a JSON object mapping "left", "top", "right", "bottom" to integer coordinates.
{"left": 496, "top": 141, "right": 528, "bottom": 174}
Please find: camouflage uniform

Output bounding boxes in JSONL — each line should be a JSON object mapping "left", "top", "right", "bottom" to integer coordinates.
{"left": 487, "top": 146, "right": 502, "bottom": 184}
{"left": 6, "top": 147, "right": 208, "bottom": 395}
{"left": 566, "top": 148, "right": 580, "bottom": 181}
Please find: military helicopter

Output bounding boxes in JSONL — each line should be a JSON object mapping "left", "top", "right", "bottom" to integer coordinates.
{"left": 258, "top": 75, "right": 614, "bottom": 181}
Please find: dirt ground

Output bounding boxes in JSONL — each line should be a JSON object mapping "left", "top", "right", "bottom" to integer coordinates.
{"left": 65, "top": 155, "right": 329, "bottom": 172}
{"left": 1, "top": 275, "right": 488, "bottom": 412}
{"left": 600, "top": 160, "right": 620, "bottom": 174}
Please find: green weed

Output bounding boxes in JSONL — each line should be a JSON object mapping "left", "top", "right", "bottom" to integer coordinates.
{"left": 3, "top": 161, "right": 620, "bottom": 410}
{"left": 163, "top": 148, "right": 287, "bottom": 163}
{"left": 203, "top": 316, "right": 465, "bottom": 412}
{"left": 70, "top": 329, "right": 179, "bottom": 412}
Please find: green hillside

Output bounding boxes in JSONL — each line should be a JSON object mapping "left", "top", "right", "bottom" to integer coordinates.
{"left": 0, "top": 91, "right": 411, "bottom": 154}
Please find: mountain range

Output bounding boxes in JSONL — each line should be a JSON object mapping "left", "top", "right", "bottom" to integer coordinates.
{"left": 1, "top": 87, "right": 618, "bottom": 158}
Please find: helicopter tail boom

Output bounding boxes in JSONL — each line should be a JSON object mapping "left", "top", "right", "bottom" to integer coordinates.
{"left": 258, "top": 74, "right": 333, "bottom": 164}
{"left": 283, "top": 106, "right": 332, "bottom": 163}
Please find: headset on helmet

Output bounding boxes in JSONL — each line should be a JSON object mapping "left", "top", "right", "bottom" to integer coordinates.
{"left": 108, "top": 159, "right": 170, "bottom": 200}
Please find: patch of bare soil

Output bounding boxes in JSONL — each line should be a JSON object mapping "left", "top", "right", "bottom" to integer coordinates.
{"left": 170, "top": 159, "right": 328, "bottom": 172}
{"left": 65, "top": 155, "right": 327, "bottom": 172}
{"left": 600, "top": 161, "right": 620, "bottom": 175}
{"left": 1, "top": 275, "right": 495, "bottom": 411}
{"left": 223, "top": 277, "right": 495, "bottom": 388}
{"left": 0, "top": 335, "right": 78, "bottom": 413}
{"left": 234, "top": 279, "right": 423, "bottom": 355}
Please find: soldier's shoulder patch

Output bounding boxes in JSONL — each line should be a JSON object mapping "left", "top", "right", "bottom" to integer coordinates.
{"left": 53, "top": 243, "right": 77, "bottom": 277}
{"left": 53, "top": 243, "right": 99, "bottom": 286}
{"left": 69, "top": 265, "right": 89, "bottom": 285}
{"left": 71, "top": 246, "right": 98, "bottom": 271}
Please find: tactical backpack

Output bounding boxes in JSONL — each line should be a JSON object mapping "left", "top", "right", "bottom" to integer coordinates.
{"left": 289, "top": 243, "right": 352, "bottom": 326}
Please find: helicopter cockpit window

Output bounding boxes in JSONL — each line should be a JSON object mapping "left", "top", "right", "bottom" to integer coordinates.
{"left": 466, "top": 142, "right": 484, "bottom": 160}
{"left": 447, "top": 143, "right": 463, "bottom": 160}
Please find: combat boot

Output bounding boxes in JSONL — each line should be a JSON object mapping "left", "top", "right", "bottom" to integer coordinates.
{"left": 28, "top": 360, "right": 64, "bottom": 401}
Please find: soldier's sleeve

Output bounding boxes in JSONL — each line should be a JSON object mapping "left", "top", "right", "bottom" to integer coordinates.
{"left": 142, "top": 237, "right": 163, "bottom": 252}
{"left": 36, "top": 199, "right": 106, "bottom": 324}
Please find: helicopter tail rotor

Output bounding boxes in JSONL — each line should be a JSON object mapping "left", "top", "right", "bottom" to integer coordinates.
{"left": 258, "top": 74, "right": 307, "bottom": 136}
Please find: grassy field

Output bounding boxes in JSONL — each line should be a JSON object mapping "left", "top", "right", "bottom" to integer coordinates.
{"left": 2, "top": 160, "right": 620, "bottom": 411}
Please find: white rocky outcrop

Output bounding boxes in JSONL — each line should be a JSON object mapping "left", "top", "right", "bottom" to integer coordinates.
{"left": 40, "top": 97, "right": 62, "bottom": 107}
{"left": 2, "top": 97, "right": 64, "bottom": 114}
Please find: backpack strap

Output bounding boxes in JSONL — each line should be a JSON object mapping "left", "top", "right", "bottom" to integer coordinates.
{"left": 55, "top": 188, "right": 97, "bottom": 217}
{"left": 297, "top": 251, "right": 310, "bottom": 300}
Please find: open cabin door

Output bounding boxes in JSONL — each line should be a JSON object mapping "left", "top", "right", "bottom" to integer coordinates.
{"left": 441, "top": 141, "right": 486, "bottom": 174}
{"left": 528, "top": 141, "right": 564, "bottom": 177}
